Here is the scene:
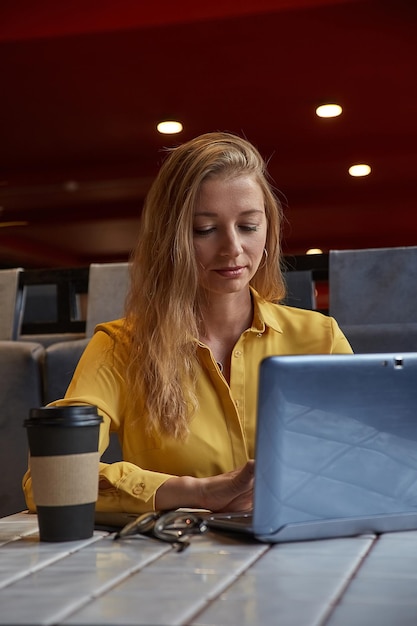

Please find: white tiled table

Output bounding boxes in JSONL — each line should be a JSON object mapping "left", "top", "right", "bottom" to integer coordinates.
{"left": 1, "top": 512, "right": 417, "bottom": 625}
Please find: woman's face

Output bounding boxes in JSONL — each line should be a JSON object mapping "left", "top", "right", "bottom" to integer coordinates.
{"left": 193, "top": 174, "right": 267, "bottom": 298}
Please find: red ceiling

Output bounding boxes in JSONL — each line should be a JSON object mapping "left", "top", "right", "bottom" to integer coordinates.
{"left": 0, "top": 0, "right": 359, "bottom": 40}
{"left": 0, "top": 0, "right": 416, "bottom": 268}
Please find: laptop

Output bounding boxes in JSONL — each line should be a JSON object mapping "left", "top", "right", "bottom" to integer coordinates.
{"left": 206, "top": 353, "right": 417, "bottom": 542}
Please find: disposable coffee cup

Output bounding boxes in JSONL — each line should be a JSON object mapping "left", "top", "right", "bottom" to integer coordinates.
{"left": 24, "top": 406, "right": 103, "bottom": 542}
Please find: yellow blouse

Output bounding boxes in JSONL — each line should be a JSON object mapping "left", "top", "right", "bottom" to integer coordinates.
{"left": 23, "top": 290, "right": 352, "bottom": 514}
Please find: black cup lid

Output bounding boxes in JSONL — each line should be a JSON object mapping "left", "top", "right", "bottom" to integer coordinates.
{"left": 25, "top": 405, "right": 103, "bottom": 427}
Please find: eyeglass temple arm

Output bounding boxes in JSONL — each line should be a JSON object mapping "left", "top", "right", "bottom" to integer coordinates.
{"left": 113, "top": 511, "right": 161, "bottom": 540}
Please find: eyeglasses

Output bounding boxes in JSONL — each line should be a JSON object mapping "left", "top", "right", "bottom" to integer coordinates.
{"left": 114, "top": 510, "right": 208, "bottom": 551}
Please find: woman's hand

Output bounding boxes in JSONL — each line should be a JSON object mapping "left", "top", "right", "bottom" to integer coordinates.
{"left": 198, "top": 460, "right": 255, "bottom": 512}
{"left": 155, "top": 460, "right": 255, "bottom": 512}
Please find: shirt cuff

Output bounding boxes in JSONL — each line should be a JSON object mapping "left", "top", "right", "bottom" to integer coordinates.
{"left": 98, "top": 461, "right": 173, "bottom": 512}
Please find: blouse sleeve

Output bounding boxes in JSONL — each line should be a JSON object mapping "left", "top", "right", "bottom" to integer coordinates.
{"left": 330, "top": 316, "right": 354, "bottom": 354}
{"left": 22, "top": 325, "right": 174, "bottom": 514}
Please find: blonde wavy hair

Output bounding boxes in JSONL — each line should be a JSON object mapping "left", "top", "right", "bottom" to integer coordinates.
{"left": 124, "top": 132, "right": 285, "bottom": 439}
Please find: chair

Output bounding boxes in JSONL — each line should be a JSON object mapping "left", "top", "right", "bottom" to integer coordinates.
{"left": 16, "top": 267, "right": 89, "bottom": 346}
{"left": 43, "top": 338, "right": 89, "bottom": 405}
{"left": 282, "top": 270, "right": 316, "bottom": 310}
{"left": 0, "top": 268, "right": 24, "bottom": 340}
{"left": 85, "top": 263, "right": 130, "bottom": 336}
{"left": 0, "top": 341, "right": 44, "bottom": 517}
{"left": 329, "top": 246, "right": 417, "bottom": 352}
{"left": 41, "top": 262, "right": 131, "bottom": 463}
{"left": 340, "top": 322, "right": 417, "bottom": 353}
{"left": 43, "top": 339, "right": 122, "bottom": 463}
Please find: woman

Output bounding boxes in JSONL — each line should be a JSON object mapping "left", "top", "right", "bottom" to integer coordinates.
{"left": 23, "top": 132, "right": 352, "bottom": 514}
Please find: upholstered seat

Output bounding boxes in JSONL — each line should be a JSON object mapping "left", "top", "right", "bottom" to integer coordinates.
{"left": 85, "top": 262, "right": 130, "bottom": 336}
{"left": 329, "top": 246, "right": 417, "bottom": 352}
{"left": 0, "top": 268, "right": 24, "bottom": 341}
{"left": 0, "top": 341, "right": 44, "bottom": 517}
{"left": 282, "top": 270, "right": 316, "bottom": 310}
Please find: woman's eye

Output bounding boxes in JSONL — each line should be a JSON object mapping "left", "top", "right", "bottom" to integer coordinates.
{"left": 193, "top": 224, "right": 259, "bottom": 236}
{"left": 240, "top": 225, "right": 258, "bottom": 232}
{"left": 193, "top": 227, "right": 215, "bottom": 236}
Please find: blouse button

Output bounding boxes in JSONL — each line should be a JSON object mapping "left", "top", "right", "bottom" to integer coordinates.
{"left": 234, "top": 350, "right": 242, "bottom": 358}
{"left": 132, "top": 482, "right": 146, "bottom": 495}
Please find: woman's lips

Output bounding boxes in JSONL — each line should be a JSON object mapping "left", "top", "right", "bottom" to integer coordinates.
{"left": 214, "top": 266, "right": 246, "bottom": 278}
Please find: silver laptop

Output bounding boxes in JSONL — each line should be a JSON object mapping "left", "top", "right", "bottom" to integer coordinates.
{"left": 206, "top": 353, "right": 417, "bottom": 542}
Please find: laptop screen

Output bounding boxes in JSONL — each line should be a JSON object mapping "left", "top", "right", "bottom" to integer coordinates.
{"left": 253, "top": 353, "right": 417, "bottom": 540}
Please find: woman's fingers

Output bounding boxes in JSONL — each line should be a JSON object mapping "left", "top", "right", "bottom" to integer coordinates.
{"left": 200, "top": 460, "right": 255, "bottom": 512}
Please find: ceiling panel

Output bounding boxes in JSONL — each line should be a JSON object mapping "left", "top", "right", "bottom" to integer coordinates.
{"left": 0, "top": 0, "right": 416, "bottom": 267}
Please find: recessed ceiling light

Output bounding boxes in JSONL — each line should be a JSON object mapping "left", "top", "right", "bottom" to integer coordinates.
{"left": 348, "top": 164, "right": 371, "bottom": 177}
{"left": 306, "top": 248, "right": 323, "bottom": 255}
{"left": 315, "top": 104, "right": 342, "bottom": 118}
{"left": 157, "top": 120, "right": 183, "bottom": 134}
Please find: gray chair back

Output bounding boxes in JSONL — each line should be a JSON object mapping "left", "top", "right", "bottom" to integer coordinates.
{"left": 85, "top": 263, "right": 131, "bottom": 336}
{"left": 44, "top": 339, "right": 122, "bottom": 463}
{"left": 282, "top": 270, "right": 316, "bottom": 310}
{"left": 329, "top": 246, "right": 417, "bottom": 353}
{"left": 0, "top": 268, "right": 24, "bottom": 340}
{"left": 329, "top": 246, "right": 417, "bottom": 325}
{"left": 0, "top": 341, "right": 44, "bottom": 516}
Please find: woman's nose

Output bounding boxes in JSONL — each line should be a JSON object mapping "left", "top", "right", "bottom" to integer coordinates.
{"left": 219, "top": 230, "right": 243, "bottom": 257}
